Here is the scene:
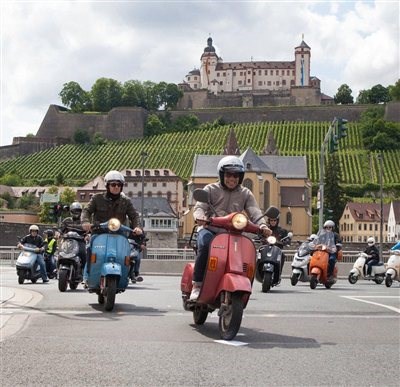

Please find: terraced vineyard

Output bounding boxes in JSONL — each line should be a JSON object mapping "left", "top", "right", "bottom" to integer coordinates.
{"left": 1, "top": 121, "right": 399, "bottom": 186}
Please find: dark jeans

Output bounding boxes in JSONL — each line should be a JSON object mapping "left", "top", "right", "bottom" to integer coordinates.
{"left": 328, "top": 253, "right": 337, "bottom": 277}
{"left": 193, "top": 228, "right": 214, "bottom": 283}
{"left": 45, "top": 254, "right": 56, "bottom": 275}
{"left": 366, "top": 259, "right": 379, "bottom": 275}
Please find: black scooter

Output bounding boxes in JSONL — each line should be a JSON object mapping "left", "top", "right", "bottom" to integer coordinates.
{"left": 255, "top": 233, "right": 292, "bottom": 292}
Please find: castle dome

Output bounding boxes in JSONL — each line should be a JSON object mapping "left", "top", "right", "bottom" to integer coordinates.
{"left": 203, "top": 37, "right": 216, "bottom": 53}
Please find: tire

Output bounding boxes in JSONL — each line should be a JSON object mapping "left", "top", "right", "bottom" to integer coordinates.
{"left": 262, "top": 272, "right": 273, "bottom": 293}
{"left": 325, "top": 282, "right": 333, "bottom": 289}
{"left": 385, "top": 274, "right": 393, "bottom": 288}
{"left": 31, "top": 278, "right": 37, "bottom": 284}
{"left": 310, "top": 274, "right": 318, "bottom": 289}
{"left": 374, "top": 276, "right": 384, "bottom": 285}
{"left": 69, "top": 282, "right": 78, "bottom": 290}
{"left": 18, "top": 273, "right": 24, "bottom": 284}
{"left": 98, "top": 293, "right": 105, "bottom": 304}
{"left": 104, "top": 276, "right": 117, "bottom": 311}
{"left": 290, "top": 273, "right": 299, "bottom": 286}
{"left": 58, "top": 269, "right": 68, "bottom": 292}
{"left": 219, "top": 292, "right": 244, "bottom": 341}
{"left": 193, "top": 306, "right": 208, "bottom": 325}
{"left": 348, "top": 273, "right": 358, "bottom": 284}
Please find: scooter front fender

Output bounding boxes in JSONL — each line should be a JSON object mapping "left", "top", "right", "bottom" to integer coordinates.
{"left": 311, "top": 267, "right": 322, "bottom": 277}
{"left": 292, "top": 268, "right": 303, "bottom": 275}
{"left": 216, "top": 273, "right": 252, "bottom": 308}
{"left": 101, "top": 262, "right": 122, "bottom": 277}
{"left": 386, "top": 268, "right": 397, "bottom": 277}
{"left": 264, "top": 262, "right": 274, "bottom": 272}
{"left": 349, "top": 267, "right": 361, "bottom": 276}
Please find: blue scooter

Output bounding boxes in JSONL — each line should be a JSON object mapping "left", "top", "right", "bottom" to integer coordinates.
{"left": 87, "top": 218, "right": 132, "bottom": 311}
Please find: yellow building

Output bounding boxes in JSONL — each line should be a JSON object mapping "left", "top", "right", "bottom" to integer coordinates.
{"left": 183, "top": 147, "right": 312, "bottom": 241}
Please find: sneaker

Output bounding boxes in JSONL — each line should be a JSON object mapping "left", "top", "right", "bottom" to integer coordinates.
{"left": 135, "top": 276, "right": 143, "bottom": 283}
{"left": 43, "top": 279, "right": 49, "bottom": 283}
{"left": 189, "top": 282, "right": 202, "bottom": 301}
{"left": 81, "top": 279, "right": 88, "bottom": 289}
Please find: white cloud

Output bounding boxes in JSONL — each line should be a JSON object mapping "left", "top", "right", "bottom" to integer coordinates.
{"left": 1, "top": 1, "right": 399, "bottom": 146}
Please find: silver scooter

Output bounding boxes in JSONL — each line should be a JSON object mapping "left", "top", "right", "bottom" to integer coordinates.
{"left": 290, "top": 240, "right": 312, "bottom": 286}
{"left": 15, "top": 243, "right": 43, "bottom": 284}
{"left": 348, "top": 252, "right": 385, "bottom": 285}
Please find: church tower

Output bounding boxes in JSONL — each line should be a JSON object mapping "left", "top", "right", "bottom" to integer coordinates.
{"left": 294, "top": 38, "right": 311, "bottom": 87}
{"left": 200, "top": 37, "right": 218, "bottom": 89}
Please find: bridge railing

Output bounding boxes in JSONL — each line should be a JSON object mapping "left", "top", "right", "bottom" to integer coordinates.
{"left": 0, "top": 247, "right": 392, "bottom": 266}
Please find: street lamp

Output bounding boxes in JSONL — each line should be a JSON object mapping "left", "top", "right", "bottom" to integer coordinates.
{"left": 141, "top": 151, "right": 148, "bottom": 228}
{"left": 378, "top": 153, "right": 383, "bottom": 260}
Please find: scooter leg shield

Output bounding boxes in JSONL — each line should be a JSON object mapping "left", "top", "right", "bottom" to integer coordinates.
{"left": 181, "top": 263, "right": 194, "bottom": 293}
{"left": 215, "top": 274, "right": 252, "bottom": 307}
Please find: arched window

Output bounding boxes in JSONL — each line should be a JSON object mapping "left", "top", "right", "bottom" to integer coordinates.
{"left": 264, "top": 180, "right": 270, "bottom": 209}
{"left": 286, "top": 212, "right": 292, "bottom": 225}
{"left": 167, "top": 191, "right": 172, "bottom": 201}
{"left": 243, "top": 178, "right": 253, "bottom": 192}
{"left": 147, "top": 191, "right": 152, "bottom": 197}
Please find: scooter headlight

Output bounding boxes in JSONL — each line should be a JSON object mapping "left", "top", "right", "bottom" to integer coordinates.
{"left": 267, "top": 236, "right": 277, "bottom": 245}
{"left": 232, "top": 213, "right": 248, "bottom": 230}
{"left": 108, "top": 218, "right": 121, "bottom": 232}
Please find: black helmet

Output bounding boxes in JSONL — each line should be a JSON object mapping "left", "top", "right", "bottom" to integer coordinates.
{"left": 265, "top": 205, "right": 280, "bottom": 220}
{"left": 45, "top": 229, "right": 54, "bottom": 238}
{"left": 217, "top": 156, "right": 245, "bottom": 188}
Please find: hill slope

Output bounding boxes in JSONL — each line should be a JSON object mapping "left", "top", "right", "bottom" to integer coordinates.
{"left": 1, "top": 121, "right": 399, "bottom": 187}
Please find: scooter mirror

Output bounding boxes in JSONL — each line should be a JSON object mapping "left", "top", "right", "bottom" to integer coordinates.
{"left": 287, "top": 232, "right": 293, "bottom": 239}
{"left": 193, "top": 189, "right": 209, "bottom": 203}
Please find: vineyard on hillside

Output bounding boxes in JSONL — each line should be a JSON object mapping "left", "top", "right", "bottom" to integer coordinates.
{"left": 1, "top": 121, "right": 399, "bottom": 188}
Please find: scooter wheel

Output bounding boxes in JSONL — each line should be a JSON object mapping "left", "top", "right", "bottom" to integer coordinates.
{"left": 385, "top": 274, "right": 393, "bottom": 288}
{"left": 374, "top": 276, "right": 384, "bottom": 285}
{"left": 310, "top": 274, "right": 318, "bottom": 289}
{"left": 18, "top": 274, "right": 24, "bottom": 285}
{"left": 348, "top": 274, "right": 358, "bottom": 284}
{"left": 290, "top": 274, "right": 299, "bottom": 286}
{"left": 262, "top": 272, "right": 273, "bottom": 293}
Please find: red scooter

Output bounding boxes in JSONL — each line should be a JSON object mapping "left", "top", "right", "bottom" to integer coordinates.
{"left": 181, "top": 189, "right": 264, "bottom": 340}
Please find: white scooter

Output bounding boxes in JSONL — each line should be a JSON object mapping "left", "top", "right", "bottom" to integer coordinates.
{"left": 348, "top": 252, "right": 386, "bottom": 285}
{"left": 385, "top": 249, "right": 400, "bottom": 287}
{"left": 290, "top": 240, "right": 312, "bottom": 286}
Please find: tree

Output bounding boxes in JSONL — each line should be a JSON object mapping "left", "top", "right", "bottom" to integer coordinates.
{"left": 73, "top": 129, "right": 91, "bottom": 144}
{"left": 55, "top": 172, "right": 65, "bottom": 186}
{"left": 324, "top": 154, "right": 346, "bottom": 227}
{"left": 0, "top": 173, "right": 23, "bottom": 186}
{"left": 145, "top": 114, "right": 165, "bottom": 136}
{"left": 59, "top": 81, "right": 92, "bottom": 112}
{"left": 92, "top": 132, "right": 107, "bottom": 146}
{"left": 60, "top": 187, "right": 77, "bottom": 205}
{"left": 369, "top": 84, "right": 390, "bottom": 104}
{"left": 334, "top": 84, "right": 354, "bottom": 104}
{"left": 388, "top": 79, "right": 400, "bottom": 101}
{"left": 356, "top": 89, "right": 371, "bottom": 104}
{"left": 91, "top": 78, "right": 122, "bottom": 112}
{"left": 122, "top": 80, "right": 145, "bottom": 107}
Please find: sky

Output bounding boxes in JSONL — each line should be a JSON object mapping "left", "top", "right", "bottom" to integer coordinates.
{"left": 0, "top": 0, "right": 399, "bottom": 146}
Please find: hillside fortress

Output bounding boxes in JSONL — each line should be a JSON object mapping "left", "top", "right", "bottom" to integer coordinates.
{"left": 177, "top": 37, "right": 329, "bottom": 109}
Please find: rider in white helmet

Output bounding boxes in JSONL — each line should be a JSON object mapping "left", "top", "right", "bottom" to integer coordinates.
{"left": 18, "top": 225, "right": 49, "bottom": 283}
{"left": 323, "top": 220, "right": 342, "bottom": 279}
{"left": 81, "top": 170, "right": 143, "bottom": 286}
{"left": 363, "top": 237, "right": 380, "bottom": 276}
{"left": 190, "top": 155, "right": 272, "bottom": 300}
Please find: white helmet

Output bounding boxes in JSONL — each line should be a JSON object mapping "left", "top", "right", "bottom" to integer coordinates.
{"left": 217, "top": 156, "right": 245, "bottom": 187}
{"left": 367, "top": 237, "right": 375, "bottom": 246}
{"left": 323, "top": 220, "right": 335, "bottom": 229}
{"left": 29, "top": 224, "right": 39, "bottom": 232}
{"left": 104, "top": 170, "right": 125, "bottom": 185}
{"left": 308, "top": 233, "right": 318, "bottom": 242}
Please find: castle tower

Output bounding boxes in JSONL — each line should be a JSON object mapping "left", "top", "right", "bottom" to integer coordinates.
{"left": 294, "top": 38, "right": 311, "bottom": 87}
{"left": 200, "top": 37, "right": 218, "bottom": 89}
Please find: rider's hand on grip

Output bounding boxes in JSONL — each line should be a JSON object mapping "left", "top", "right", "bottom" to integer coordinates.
{"left": 196, "top": 216, "right": 208, "bottom": 227}
{"left": 82, "top": 222, "right": 91, "bottom": 232}
{"left": 260, "top": 225, "right": 272, "bottom": 237}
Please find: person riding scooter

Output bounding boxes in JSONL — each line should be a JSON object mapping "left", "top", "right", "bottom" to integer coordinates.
{"left": 18, "top": 225, "right": 49, "bottom": 283}
{"left": 266, "top": 206, "right": 291, "bottom": 274}
{"left": 363, "top": 237, "right": 380, "bottom": 276}
{"left": 322, "top": 220, "right": 342, "bottom": 280}
{"left": 190, "top": 155, "right": 271, "bottom": 300}
{"left": 43, "top": 229, "right": 57, "bottom": 279}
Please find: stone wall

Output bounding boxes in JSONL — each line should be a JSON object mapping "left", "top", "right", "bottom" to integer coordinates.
{"left": 36, "top": 105, "right": 147, "bottom": 141}
{"left": 0, "top": 223, "right": 55, "bottom": 246}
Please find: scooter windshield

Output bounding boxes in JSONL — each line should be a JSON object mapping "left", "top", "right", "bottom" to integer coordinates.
{"left": 314, "top": 229, "right": 336, "bottom": 251}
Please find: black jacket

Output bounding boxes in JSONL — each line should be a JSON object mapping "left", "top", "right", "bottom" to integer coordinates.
{"left": 81, "top": 192, "right": 140, "bottom": 229}
{"left": 20, "top": 234, "right": 44, "bottom": 248}
{"left": 364, "top": 245, "right": 379, "bottom": 262}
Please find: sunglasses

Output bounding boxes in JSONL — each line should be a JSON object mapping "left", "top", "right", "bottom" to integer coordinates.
{"left": 225, "top": 172, "right": 239, "bottom": 178}
{"left": 109, "top": 182, "right": 123, "bottom": 188}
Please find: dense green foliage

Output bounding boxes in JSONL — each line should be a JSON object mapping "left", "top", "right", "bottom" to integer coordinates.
{"left": 0, "top": 121, "right": 399, "bottom": 197}
{"left": 59, "top": 79, "right": 183, "bottom": 113}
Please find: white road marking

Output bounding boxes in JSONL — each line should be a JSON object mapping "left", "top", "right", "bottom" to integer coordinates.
{"left": 341, "top": 295, "right": 400, "bottom": 314}
{"left": 214, "top": 339, "right": 248, "bottom": 346}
